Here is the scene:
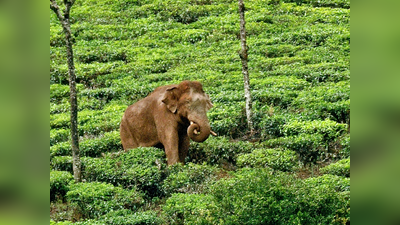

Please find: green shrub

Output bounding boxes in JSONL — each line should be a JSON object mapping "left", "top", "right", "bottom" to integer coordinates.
{"left": 50, "top": 84, "right": 85, "bottom": 102}
{"left": 50, "top": 103, "right": 126, "bottom": 134}
{"left": 84, "top": 147, "right": 166, "bottom": 197}
{"left": 162, "top": 193, "right": 219, "bottom": 225}
{"left": 66, "top": 182, "right": 144, "bottom": 219}
{"left": 282, "top": 118, "right": 348, "bottom": 141}
{"left": 210, "top": 168, "right": 349, "bottom": 224}
{"left": 251, "top": 75, "right": 308, "bottom": 108}
{"left": 255, "top": 113, "right": 294, "bottom": 139}
{"left": 51, "top": 156, "right": 92, "bottom": 173}
{"left": 237, "top": 148, "right": 298, "bottom": 172}
{"left": 162, "top": 163, "right": 219, "bottom": 196}
{"left": 293, "top": 81, "right": 350, "bottom": 104}
{"left": 266, "top": 133, "right": 325, "bottom": 163}
{"left": 52, "top": 219, "right": 103, "bottom": 224}
{"left": 188, "top": 136, "right": 259, "bottom": 166}
{"left": 265, "top": 61, "right": 349, "bottom": 84}
{"left": 292, "top": 81, "right": 350, "bottom": 123}
{"left": 99, "top": 209, "right": 163, "bottom": 225}
{"left": 50, "top": 84, "right": 70, "bottom": 102}
{"left": 299, "top": 99, "right": 350, "bottom": 124}
{"left": 285, "top": 0, "right": 350, "bottom": 8}
{"left": 50, "top": 129, "right": 70, "bottom": 146}
{"left": 320, "top": 158, "right": 350, "bottom": 177}
{"left": 50, "top": 171, "right": 74, "bottom": 202}
{"left": 207, "top": 103, "right": 246, "bottom": 138}
{"left": 50, "top": 131, "right": 122, "bottom": 158}
{"left": 339, "top": 133, "right": 350, "bottom": 158}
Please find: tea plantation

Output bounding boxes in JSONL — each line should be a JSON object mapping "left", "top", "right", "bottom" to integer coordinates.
{"left": 50, "top": 0, "right": 350, "bottom": 224}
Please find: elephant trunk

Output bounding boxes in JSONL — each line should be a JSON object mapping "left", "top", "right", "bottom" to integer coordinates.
{"left": 187, "top": 118, "right": 211, "bottom": 143}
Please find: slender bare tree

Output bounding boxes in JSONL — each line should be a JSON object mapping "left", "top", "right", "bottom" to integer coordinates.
{"left": 50, "top": 0, "right": 81, "bottom": 182}
{"left": 238, "top": 0, "right": 254, "bottom": 134}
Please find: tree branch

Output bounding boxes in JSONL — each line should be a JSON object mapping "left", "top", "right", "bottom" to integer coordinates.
{"left": 63, "top": 0, "right": 76, "bottom": 16}
{"left": 50, "top": 0, "right": 64, "bottom": 21}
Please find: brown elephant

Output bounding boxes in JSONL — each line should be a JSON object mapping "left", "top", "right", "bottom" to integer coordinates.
{"left": 120, "top": 80, "right": 216, "bottom": 165}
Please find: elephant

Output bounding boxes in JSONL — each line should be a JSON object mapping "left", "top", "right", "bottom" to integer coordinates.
{"left": 120, "top": 80, "right": 217, "bottom": 165}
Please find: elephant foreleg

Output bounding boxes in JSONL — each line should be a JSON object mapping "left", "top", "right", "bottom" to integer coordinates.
{"left": 161, "top": 131, "right": 180, "bottom": 165}
{"left": 178, "top": 135, "right": 190, "bottom": 164}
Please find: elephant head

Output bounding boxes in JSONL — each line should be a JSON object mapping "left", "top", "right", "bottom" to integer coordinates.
{"left": 162, "top": 80, "right": 216, "bottom": 142}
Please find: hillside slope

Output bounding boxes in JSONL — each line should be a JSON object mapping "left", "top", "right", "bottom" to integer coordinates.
{"left": 50, "top": 0, "right": 350, "bottom": 224}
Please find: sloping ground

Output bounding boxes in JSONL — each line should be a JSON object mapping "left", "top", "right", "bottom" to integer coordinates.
{"left": 50, "top": 0, "right": 350, "bottom": 224}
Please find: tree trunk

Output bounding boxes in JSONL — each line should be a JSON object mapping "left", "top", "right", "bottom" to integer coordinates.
{"left": 238, "top": 0, "right": 254, "bottom": 134}
{"left": 64, "top": 20, "right": 81, "bottom": 183}
{"left": 50, "top": 0, "right": 81, "bottom": 182}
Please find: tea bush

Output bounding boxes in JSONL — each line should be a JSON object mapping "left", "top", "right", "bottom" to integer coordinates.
{"left": 255, "top": 113, "right": 295, "bottom": 139}
{"left": 51, "top": 156, "right": 91, "bottom": 173}
{"left": 50, "top": 105, "right": 125, "bottom": 133}
{"left": 251, "top": 75, "right": 308, "bottom": 108}
{"left": 282, "top": 118, "right": 347, "bottom": 141}
{"left": 210, "top": 168, "right": 350, "bottom": 224}
{"left": 84, "top": 147, "right": 166, "bottom": 197}
{"left": 188, "top": 136, "right": 260, "bottom": 166}
{"left": 285, "top": 0, "right": 350, "bottom": 8}
{"left": 50, "top": 131, "right": 122, "bottom": 158}
{"left": 338, "top": 133, "right": 350, "bottom": 158}
{"left": 52, "top": 209, "right": 163, "bottom": 224}
{"left": 50, "top": 97, "right": 105, "bottom": 114}
{"left": 67, "top": 182, "right": 145, "bottom": 219}
{"left": 320, "top": 158, "right": 350, "bottom": 177}
{"left": 162, "top": 163, "right": 219, "bottom": 196}
{"left": 50, "top": 171, "right": 73, "bottom": 202}
{"left": 299, "top": 99, "right": 350, "bottom": 123}
{"left": 99, "top": 210, "right": 163, "bottom": 225}
{"left": 162, "top": 193, "right": 219, "bottom": 225}
{"left": 50, "top": 129, "right": 70, "bottom": 146}
{"left": 50, "top": 0, "right": 350, "bottom": 223}
{"left": 293, "top": 81, "right": 350, "bottom": 104}
{"left": 236, "top": 148, "right": 298, "bottom": 172}
{"left": 265, "top": 133, "right": 325, "bottom": 163}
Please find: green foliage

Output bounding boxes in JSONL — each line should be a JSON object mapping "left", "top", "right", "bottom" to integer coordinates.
{"left": 50, "top": 0, "right": 350, "bottom": 223}
{"left": 162, "top": 169, "right": 349, "bottom": 224}
{"left": 51, "top": 156, "right": 91, "bottom": 173}
{"left": 50, "top": 171, "right": 74, "bottom": 202}
{"left": 99, "top": 210, "right": 163, "bottom": 225}
{"left": 84, "top": 147, "right": 166, "bottom": 197}
{"left": 266, "top": 133, "right": 325, "bottom": 163}
{"left": 162, "top": 163, "right": 219, "bottom": 196}
{"left": 50, "top": 104, "right": 126, "bottom": 135}
{"left": 66, "top": 182, "right": 145, "bottom": 219}
{"left": 255, "top": 113, "right": 294, "bottom": 138}
{"left": 285, "top": 0, "right": 350, "bottom": 8}
{"left": 50, "top": 129, "right": 70, "bottom": 146}
{"left": 237, "top": 148, "right": 298, "bottom": 171}
{"left": 210, "top": 168, "right": 349, "bottom": 224}
{"left": 50, "top": 131, "right": 122, "bottom": 158}
{"left": 162, "top": 193, "right": 219, "bottom": 225}
{"left": 252, "top": 75, "right": 308, "bottom": 108}
{"left": 292, "top": 81, "right": 350, "bottom": 122}
{"left": 320, "top": 158, "right": 350, "bottom": 177}
{"left": 188, "top": 136, "right": 259, "bottom": 166}
{"left": 282, "top": 118, "right": 347, "bottom": 141}
{"left": 339, "top": 133, "right": 350, "bottom": 158}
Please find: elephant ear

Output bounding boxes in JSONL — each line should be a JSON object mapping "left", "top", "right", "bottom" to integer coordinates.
{"left": 162, "top": 86, "right": 179, "bottom": 113}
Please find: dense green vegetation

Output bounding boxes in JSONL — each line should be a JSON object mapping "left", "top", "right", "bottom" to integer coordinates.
{"left": 50, "top": 0, "right": 350, "bottom": 223}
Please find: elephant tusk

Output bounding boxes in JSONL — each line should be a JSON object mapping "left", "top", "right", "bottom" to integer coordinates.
{"left": 191, "top": 121, "right": 200, "bottom": 135}
{"left": 210, "top": 130, "right": 217, "bottom": 136}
